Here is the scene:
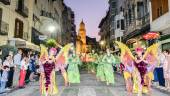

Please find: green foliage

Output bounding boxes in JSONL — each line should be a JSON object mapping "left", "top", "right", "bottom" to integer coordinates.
{"left": 0, "top": 45, "right": 17, "bottom": 60}
{"left": 46, "top": 39, "right": 57, "bottom": 48}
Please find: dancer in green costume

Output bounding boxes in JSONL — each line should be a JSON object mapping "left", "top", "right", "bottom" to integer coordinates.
{"left": 96, "top": 52, "right": 105, "bottom": 81}
{"left": 67, "top": 49, "right": 82, "bottom": 85}
{"left": 88, "top": 50, "right": 98, "bottom": 73}
{"left": 102, "top": 48, "right": 116, "bottom": 85}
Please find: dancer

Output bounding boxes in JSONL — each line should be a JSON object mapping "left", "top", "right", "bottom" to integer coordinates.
{"left": 115, "top": 41, "right": 159, "bottom": 96}
{"left": 96, "top": 51, "right": 105, "bottom": 81}
{"left": 67, "top": 47, "right": 82, "bottom": 85}
{"left": 102, "top": 48, "right": 116, "bottom": 85}
{"left": 39, "top": 45, "right": 58, "bottom": 96}
{"left": 88, "top": 50, "right": 98, "bottom": 73}
{"left": 55, "top": 43, "right": 74, "bottom": 86}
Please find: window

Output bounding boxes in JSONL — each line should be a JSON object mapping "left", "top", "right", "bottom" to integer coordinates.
{"left": 137, "top": 2, "right": 144, "bottom": 19}
{"left": 35, "top": 0, "right": 37, "bottom": 4}
{"left": 117, "top": 20, "right": 120, "bottom": 29}
{"left": 117, "top": 37, "right": 123, "bottom": 41}
{"left": 14, "top": 19, "right": 23, "bottom": 38}
{"left": 121, "top": 19, "right": 125, "bottom": 30}
{"left": 151, "top": 0, "right": 169, "bottom": 21}
{"left": 128, "top": 9, "right": 132, "bottom": 24}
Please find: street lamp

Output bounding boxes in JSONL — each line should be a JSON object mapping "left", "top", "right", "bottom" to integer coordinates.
{"left": 48, "top": 25, "right": 57, "bottom": 38}
{"left": 99, "top": 40, "right": 106, "bottom": 50}
{"left": 48, "top": 25, "right": 56, "bottom": 33}
{"left": 100, "top": 40, "right": 105, "bottom": 46}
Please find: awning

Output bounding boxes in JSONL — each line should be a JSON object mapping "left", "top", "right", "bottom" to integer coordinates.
{"left": 8, "top": 38, "right": 40, "bottom": 52}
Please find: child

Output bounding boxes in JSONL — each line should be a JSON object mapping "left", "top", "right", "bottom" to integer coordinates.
{"left": 18, "top": 56, "right": 29, "bottom": 88}
{"left": 0, "top": 66, "right": 10, "bottom": 94}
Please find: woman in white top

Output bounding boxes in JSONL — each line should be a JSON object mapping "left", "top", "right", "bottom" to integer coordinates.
{"left": 18, "top": 56, "right": 29, "bottom": 88}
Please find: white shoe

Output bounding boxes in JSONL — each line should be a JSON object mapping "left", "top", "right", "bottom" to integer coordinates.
{"left": 5, "top": 88, "right": 11, "bottom": 91}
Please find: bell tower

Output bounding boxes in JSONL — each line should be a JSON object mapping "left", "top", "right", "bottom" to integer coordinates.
{"left": 77, "top": 20, "right": 87, "bottom": 53}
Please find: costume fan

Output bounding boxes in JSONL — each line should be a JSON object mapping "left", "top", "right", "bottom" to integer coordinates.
{"left": 115, "top": 41, "right": 159, "bottom": 96}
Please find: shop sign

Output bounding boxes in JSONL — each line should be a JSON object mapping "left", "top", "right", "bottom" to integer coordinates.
{"left": 15, "top": 41, "right": 26, "bottom": 47}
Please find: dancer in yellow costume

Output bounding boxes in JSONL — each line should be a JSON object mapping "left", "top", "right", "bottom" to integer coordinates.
{"left": 115, "top": 41, "right": 158, "bottom": 96}
{"left": 39, "top": 43, "right": 73, "bottom": 96}
{"left": 39, "top": 45, "right": 58, "bottom": 96}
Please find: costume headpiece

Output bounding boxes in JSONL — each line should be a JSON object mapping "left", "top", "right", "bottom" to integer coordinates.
{"left": 134, "top": 41, "right": 144, "bottom": 53}
{"left": 49, "top": 47, "right": 57, "bottom": 55}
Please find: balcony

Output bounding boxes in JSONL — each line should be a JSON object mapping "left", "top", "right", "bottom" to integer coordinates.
{"left": 124, "top": 13, "right": 150, "bottom": 41}
{"left": 0, "top": 0, "right": 10, "bottom": 5}
{"left": 136, "top": 13, "right": 150, "bottom": 29}
{"left": 15, "top": 2, "right": 29, "bottom": 17}
{"left": 40, "top": 10, "right": 54, "bottom": 19}
{"left": 0, "top": 21, "right": 9, "bottom": 35}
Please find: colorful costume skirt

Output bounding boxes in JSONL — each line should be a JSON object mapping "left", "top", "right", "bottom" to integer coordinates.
{"left": 40, "top": 71, "right": 58, "bottom": 96}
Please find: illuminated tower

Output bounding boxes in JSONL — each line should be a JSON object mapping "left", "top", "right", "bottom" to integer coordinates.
{"left": 76, "top": 20, "right": 87, "bottom": 53}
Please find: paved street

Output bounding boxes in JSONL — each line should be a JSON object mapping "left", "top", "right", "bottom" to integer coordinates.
{"left": 5, "top": 73, "right": 169, "bottom": 96}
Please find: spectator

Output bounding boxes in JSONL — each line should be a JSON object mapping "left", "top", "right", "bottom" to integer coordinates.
{"left": 163, "top": 50, "right": 170, "bottom": 90}
{"left": 0, "top": 66, "right": 10, "bottom": 94}
{"left": 6, "top": 52, "right": 15, "bottom": 89}
{"left": 18, "top": 56, "right": 29, "bottom": 88}
{"left": 3, "top": 55, "right": 14, "bottom": 90}
{"left": 13, "top": 49, "right": 22, "bottom": 87}
{"left": 153, "top": 50, "right": 166, "bottom": 86}
{"left": 29, "top": 54, "right": 36, "bottom": 82}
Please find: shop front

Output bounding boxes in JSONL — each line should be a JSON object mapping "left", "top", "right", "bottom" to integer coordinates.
{"left": 159, "top": 34, "right": 170, "bottom": 51}
{"left": 8, "top": 38, "right": 40, "bottom": 52}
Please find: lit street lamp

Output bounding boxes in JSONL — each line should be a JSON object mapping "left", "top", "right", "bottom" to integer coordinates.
{"left": 48, "top": 25, "right": 56, "bottom": 33}
{"left": 99, "top": 40, "right": 106, "bottom": 50}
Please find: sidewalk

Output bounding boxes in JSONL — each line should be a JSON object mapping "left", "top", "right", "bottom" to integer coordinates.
{"left": 152, "top": 82, "right": 170, "bottom": 94}
{"left": 0, "top": 81, "right": 38, "bottom": 96}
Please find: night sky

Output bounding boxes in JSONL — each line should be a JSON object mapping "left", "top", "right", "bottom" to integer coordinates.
{"left": 64, "top": 0, "right": 109, "bottom": 40}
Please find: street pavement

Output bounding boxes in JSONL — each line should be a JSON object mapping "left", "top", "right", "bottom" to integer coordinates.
{"left": 5, "top": 72, "right": 169, "bottom": 96}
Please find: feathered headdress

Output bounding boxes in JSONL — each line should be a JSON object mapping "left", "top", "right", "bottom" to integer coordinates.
{"left": 49, "top": 47, "right": 57, "bottom": 55}
{"left": 134, "top": 41, "right": 144, "bottom": 53}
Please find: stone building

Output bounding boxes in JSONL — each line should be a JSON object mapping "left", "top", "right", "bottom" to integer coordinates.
{"left": 150, "top": 0, "right": 170, "bottom": 50}
{"left": 0, "top": 0, "right": 76, "bottom": 50}
{"left": 123, "top": 0, "right": 150, "bottom": 48}
{"left": 98, "top": 10, "right": 111, "bottom": 48}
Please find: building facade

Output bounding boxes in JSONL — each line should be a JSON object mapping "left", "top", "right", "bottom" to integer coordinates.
{"left": 150, "top": 0, "right": 170, "bottom": 50}
{"left": 0, "top": 0, "right": 76, "bottom": 50}
{"left": 123, "top": 0, "right": 150, "bottom": 48}
{"left": 98, "top": 10, "right": 111, "bottom": 48}
{"left": 99, "top": 0, "right": 151, "bottom": 50}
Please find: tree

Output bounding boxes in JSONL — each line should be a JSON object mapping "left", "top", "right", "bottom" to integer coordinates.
{"left": 0, "top": 45, "right": 17, "bottom": 60}
{"left": 46, "top": 39, "right": 57, "bottom": 48}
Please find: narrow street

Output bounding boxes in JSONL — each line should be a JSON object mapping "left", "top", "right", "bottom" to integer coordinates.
{"left": 6, "top": 73, "right": 169, "bottom": 96}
